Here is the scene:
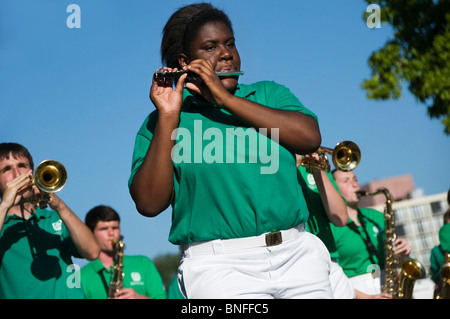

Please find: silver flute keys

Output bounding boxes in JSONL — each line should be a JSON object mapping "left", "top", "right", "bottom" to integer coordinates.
{"left": 153, "top": 69, "right": 244, "bottom": 81}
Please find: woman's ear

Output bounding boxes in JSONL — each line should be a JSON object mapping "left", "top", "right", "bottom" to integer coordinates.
{"left": 178, "top": 53, "right": 189, "bottom": 69}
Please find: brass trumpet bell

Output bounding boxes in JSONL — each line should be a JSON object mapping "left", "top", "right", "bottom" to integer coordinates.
{"left": 34, "top": 160, "right": 67, "bottom": 193}
{"left": 301, "top": 140, "right": 361, "bottom": 172}
{"left": 325, "top": 140, "right": 361, "bottom": 172}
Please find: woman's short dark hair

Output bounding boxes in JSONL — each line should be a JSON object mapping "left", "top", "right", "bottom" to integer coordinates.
{"left": 0, "top": 142, "right": 34, "bottom": 170}
{"left": 160, "top": 2, "right": 234, "bottom": 69}
{"left": 85, "top": 205, "right": 121, "bottom": 232}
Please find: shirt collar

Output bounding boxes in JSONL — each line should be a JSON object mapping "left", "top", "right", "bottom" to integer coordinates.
{"left": 90, "top": 258, "right": 111, "bottom": 273}
{"left": 4, "top": 206, "right": 49, "bottom": 224}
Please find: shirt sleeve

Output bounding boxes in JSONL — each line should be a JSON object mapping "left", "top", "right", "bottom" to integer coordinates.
{"left": 264, "top": 81, "right": 318, "bottom": 122}
{"left": 128, "top": 112, "right": 158, "bottom": 189}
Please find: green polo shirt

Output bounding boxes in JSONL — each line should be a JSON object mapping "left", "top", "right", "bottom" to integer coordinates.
{"left": 298, "top": 166, "right": 344, "bottom": 259}
{"left": 167, "top": 275, "right": 184, "bottom": 299}
{"left": 430, "top": 245, "right": 445, "bottom": 283}
{"left": 129, "top": 81, "right": 318, "bottom": 244}
{"left": 0, "top": 207, "right": 83, "bottom": 299}
{"left": 430, "top": 223, "right": 450, "bottom": 283}
{"left": 80, "top": 255, "right": 167, "bottom": 299}
{"left": 330, "top": 207, "right": 385, "bottom": 278}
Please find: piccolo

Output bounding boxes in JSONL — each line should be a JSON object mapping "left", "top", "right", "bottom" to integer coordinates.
{"left": 153, "top": 70, "right": 244, "bottom": 81}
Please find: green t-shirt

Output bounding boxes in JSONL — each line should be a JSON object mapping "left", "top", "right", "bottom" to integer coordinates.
{"left": 330, "top": 207, "right": 386, "bottom": 278}
{"left": 0, "top": 207, "right": 83, "bottom": 299}
{"left": 167, "top": 275, "right": 184, "bottom": 299}
{"left": 80, "top": 255, "right": 167, "bottom": 299}
{"left": 430, "top": 224, "right": 450, "bottom": 283}
{"left": 298, "top": 166, "right": 344, "bottom": 259}
{"left": 430, "top": 245, "right": 445, "bottom": 283}
{"left": 129, "top": 81, "right": 318, "bottom": 244}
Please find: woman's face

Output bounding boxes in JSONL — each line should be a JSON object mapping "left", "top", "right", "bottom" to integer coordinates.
{"left": 184, "top": 21, "right": 241, "bottom": 91}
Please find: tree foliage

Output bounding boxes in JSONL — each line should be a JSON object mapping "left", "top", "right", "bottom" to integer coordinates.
{"left": 153, "top": 252, "right": 180, "bottom": 289}
{"left": 362, "top": 0, "right": 450, "bottom": 135}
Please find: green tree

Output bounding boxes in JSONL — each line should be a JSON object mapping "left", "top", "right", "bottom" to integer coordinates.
{"left": 362, "top": 0, "right": 450, "bottom": 135}
{"left": 153, "top": 252, "right": 180, "bottom": 289}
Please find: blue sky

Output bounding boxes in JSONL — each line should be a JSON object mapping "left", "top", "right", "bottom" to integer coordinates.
{"left": 1, "top": 0, "right": 449, "bottom": 266}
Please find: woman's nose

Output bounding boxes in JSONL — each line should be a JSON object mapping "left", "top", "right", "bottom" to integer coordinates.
{"left": 219, "top": 46, "right": 232, "bottom": 60}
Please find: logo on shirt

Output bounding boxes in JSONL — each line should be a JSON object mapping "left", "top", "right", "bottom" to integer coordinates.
{"left": 306, "top": 173, "right": 317, "bottom": 190}
{"left": 130, "top": 272, "right": 143, "bottom": 286}
{"left": 372, "top": 225, "right": 380, "bottom": 236}
{"left": 52, "top": 219, "right": 62, "bottom": 234}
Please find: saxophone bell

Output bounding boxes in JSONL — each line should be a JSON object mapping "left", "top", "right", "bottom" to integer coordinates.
{"left": 398, "top": 258, "right": 426, "bottom": 298}
{"left": 435, "top": 252, "right": 450, "bottom": 299}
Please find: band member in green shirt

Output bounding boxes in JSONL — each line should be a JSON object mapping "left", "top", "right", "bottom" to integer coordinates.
{"left": 331, "top": 170, "right": 411, "bottom": 299}
{"left": 430, "top": 210, "right": 449, "bottom": 297}
{"left": 80, "top": 205, "right": 167, "bottom": 299}
{"left": 0, "top": 142, "right": 99, "bottom": 298}
{"left": 129, "top": 3, "right": 332, "bottom": 298}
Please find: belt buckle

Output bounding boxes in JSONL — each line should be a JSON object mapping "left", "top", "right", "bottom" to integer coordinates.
{"left": 265, "top": 231, "right": 282, "bottom": 247}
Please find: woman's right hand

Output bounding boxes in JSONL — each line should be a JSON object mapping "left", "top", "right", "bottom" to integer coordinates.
{"left": 150, "top": 67, "right": 187, "bottom": 116}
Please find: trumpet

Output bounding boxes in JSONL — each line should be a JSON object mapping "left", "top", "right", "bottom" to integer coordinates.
{"left": 30, "top": 160, "right": 67, "bottom": 206}
{"left": 301, "top": 140, "right": 361, "bottom": 173}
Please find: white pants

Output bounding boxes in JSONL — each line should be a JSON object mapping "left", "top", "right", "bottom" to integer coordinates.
{"left": 349, "top": 272, "right": 382, "bottom": 295}
{"left": 329, "top": 260, "right": 355, "bottom": 299}
{"left": 178, "top": 224, "right": 333, "bottom": 299}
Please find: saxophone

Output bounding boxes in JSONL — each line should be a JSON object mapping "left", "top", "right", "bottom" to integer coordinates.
{"left": 108, "top": 237, "right": 125, "bottom": 299}
{"left": 358, "top": 188, "right": 425, "bottom": 298}
{"left": 435, "top": 251, "right": 450, "bottom": 299}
